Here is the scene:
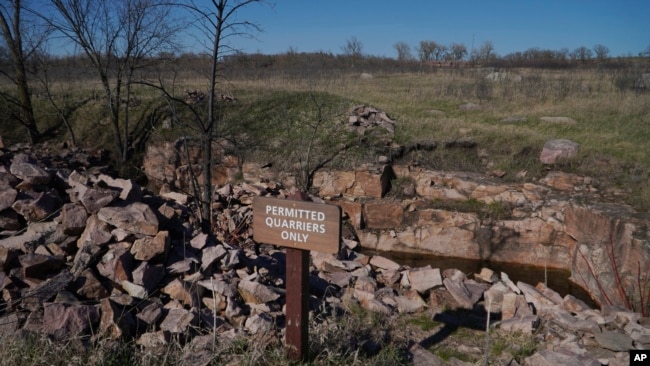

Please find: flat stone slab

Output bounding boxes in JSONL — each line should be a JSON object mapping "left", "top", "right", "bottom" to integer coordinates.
{"left": 594, "top": 330, "right": 633, "bottom": 352}
{"left": 407, "top": 266, "right": 442, "bottom": 293}
{"left": 443, "top": 278, "right": 481, "bottom": 309}
{"left": 369, "top": 255, "right": 401, "bottom": 271}
{"left": 97, "top": 202, "right": 158, "bottom": 236}
{"left": 540, "top": 139, "right": 580, "bottom": 164}
{"left": 10, "top": 162, "right": 50, "bottom": 185}
{"left": 525, "top": 349, "right": 600, "bottom": 366}
{"left": 237, "top": 280, "right": 280, "bottom": 304}
{"left": 159, "top": 308, "right": 196, "bottom": 333}
{"left": 80, "top": 187, "right": 120, "bottom": 213}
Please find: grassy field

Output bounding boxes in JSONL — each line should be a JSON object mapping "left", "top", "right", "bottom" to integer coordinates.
{"left": 3, "top": 65, "right": 650, "bottom": 207}
{"left": 224, "top": 66, "right": 650, "bottom": 209}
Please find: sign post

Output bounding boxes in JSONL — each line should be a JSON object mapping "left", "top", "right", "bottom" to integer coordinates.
{"left": 284, "top": 247, "right": 309, "bottom": 360}
{"left": 252, "top": 194, "right": 341, "bottom": 361}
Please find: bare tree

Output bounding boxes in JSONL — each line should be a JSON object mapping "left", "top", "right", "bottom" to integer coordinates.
{"left": 417, "top": 40, "right": 437, "bottom": 62}
{"left": 448, "top": 42, "right": 467, "bottom": 61}
{"left": 593, "top": 44, "right": 610, "bottom": 61}
{"left": 572, "top": 46, "right": 593, "bottom": 63}
{"left": 393, "top": 41, "right": 413, "bottom": 61}
{"left": 156, "top": 0, "right": 266, "bottom": 233}
{"left": 119, "top": 0, "right": 179, "bottom": 162}
{"left": 341, "top": 36, "right": 363, "bottom": 57}
{"left": 0, "top": 0, "right": 46, "bottom": 144}
{"left": 472, "top": 40, "right": 495, "bottom": 63}
{"left": 432, "top": 44, "right": 448, "bottom": 61}
{"left": 556, "top": 48, "right": 569, "bottom": 62}
{"left": 45, "top": 0, "right": 178, "bottom": 162}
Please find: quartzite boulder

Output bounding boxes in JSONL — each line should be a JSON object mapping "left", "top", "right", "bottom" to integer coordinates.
{"left": 97, "top": 174, "right": 142, "bottom": 202}
{"left": 100, "top": 297, "right": 136, "bottom": 339}
{"left": 312, "top": 166, "right": 394, "bottom": 198}
{"left": 60, "top": 203, "right": 88, "bottom": 235}
{"left": 524, "top": 349, "right": 600, "bottom": 366}
{"left": 0, "top": 187, "right": 16, "bottom": 212}
{"left": 162, "top": 279, "right": 202, "bottom": 307}
{"left": 96, "top": 244, "right": 135, "bottom": 284}
{"left": 540, "top": 138, "right": 580, "bottom": 164}
{"left": 80, "top": 186, "right": 120, "bottom": 213}
{"left": 11, "top": 190, "right": 61, "bottom": 222}
{"left": 10, "top": 159, "right": 50, "bottom": 185}
{"left": 97, "top": 202, "right": 159, "bottom": 236}
{"left": 159, "top": 307, "right": 197, "bottom": 333}
{"left": 132, "top": 262, "right": 165, "bottom": 292}
{"left": 42, "top": 302, "right": 100, "bottom": 340}
{"left": 130, "top": 230, "right": 170, "bottom": 261}
{"left": 406, "top": 266, "right": 443, "bottom": 293}
{"left": 237, "top": 279, "right": 280, "bottom": 304}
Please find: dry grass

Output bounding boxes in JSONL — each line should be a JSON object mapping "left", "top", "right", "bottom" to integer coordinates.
{"left": 224, "top": 67, "right": 650, "bottom": 208}
{"left": 0, "top": 304, "right": 410, "bottom": 366}
{"left": 3, "top": 65, "right": 649, "bottom": 206}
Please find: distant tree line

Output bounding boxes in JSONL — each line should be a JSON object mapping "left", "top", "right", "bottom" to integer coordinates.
{"left": 217, "top": 39, "right": 647, "bottom": 79}
{"left": 388, "top": 38, "right": 631, "bottom": 68}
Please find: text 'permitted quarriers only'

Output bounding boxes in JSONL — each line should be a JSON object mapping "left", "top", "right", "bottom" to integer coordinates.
{"left": 252, "top": 196, "right": 341, "bottom": 253}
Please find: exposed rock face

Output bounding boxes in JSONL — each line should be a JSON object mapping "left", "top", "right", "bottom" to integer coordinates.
{"left": 139, "top": 133, "right": 650, "bottom": 313}
{"left": 313, "top": 165, "right": 650, "bottom": 312}
{"left": 142, "top": 137, "right": 241, "bottom": 192}
{"left": 313, "top": 164, "right": 395, "bottom": 199}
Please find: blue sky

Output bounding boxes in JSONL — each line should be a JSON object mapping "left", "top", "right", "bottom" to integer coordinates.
{"left": 225, "top": 0, "right": 650, "bottom": 58}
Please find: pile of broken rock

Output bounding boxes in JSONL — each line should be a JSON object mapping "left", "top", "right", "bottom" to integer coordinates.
{"left": 0, "top": 141, "right": 648, "bottom": 365}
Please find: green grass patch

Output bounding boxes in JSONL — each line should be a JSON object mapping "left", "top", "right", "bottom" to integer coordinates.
{"left": 491, "top": 331, "right": 538, "bottom": 362}
{"left": 434, "top": 347, "right": 475, "bottom": 363}
{"left": 407, "top": 313, "right": 442, "bottom": 331}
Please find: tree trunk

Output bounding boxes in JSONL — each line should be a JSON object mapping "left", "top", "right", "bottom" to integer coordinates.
{"left": 99, "top": 71, "right": 124, "bottom": 162}
{"left": 123, "top": 70, "right": 133, "bottom": 163}
{"left": 201, "top": 133, "right": 212, "bottom": 233}
{"left": 15, "top": 67, "right": 39, "bottom": 144}
{"left": 197, "top": 0, "right": 225, "bottom": 234}
{"left": 0, "top": 1, "right": 40, "bottom": 144}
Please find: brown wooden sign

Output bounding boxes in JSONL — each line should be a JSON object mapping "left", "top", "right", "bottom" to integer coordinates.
{"left": 252, "top": 196, "right": 341, "bottom": 254}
